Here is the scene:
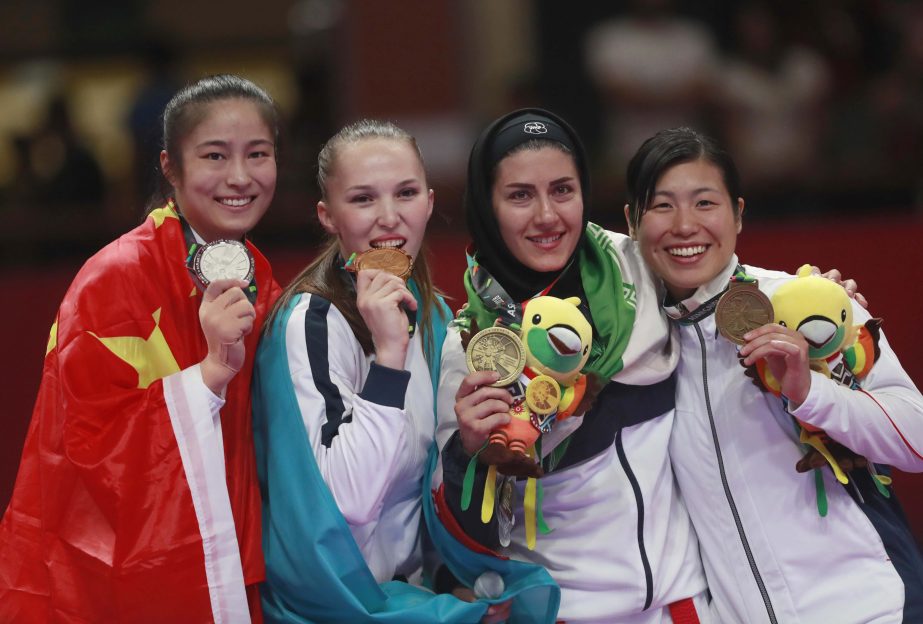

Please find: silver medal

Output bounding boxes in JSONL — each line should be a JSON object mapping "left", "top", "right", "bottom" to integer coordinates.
{"left": 190, "top": 239, "right": 254, "bottom": 289}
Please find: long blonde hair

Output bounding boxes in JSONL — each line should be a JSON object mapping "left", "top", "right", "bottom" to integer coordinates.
{"left": 267, "top": 120, "right": 445, "bottom": 356}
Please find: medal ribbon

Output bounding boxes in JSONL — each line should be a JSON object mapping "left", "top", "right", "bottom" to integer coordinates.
{"left": 465, "top": 250, "right": 571, "bottom": 329}
{"left": 175, "top": 199, "right": 258, "bottom": 303}
{"left": 176, "top": 200, "right": 201, "bottom": 266}
{"left": 676, "top": 264, "right": 747, "bottom": 326}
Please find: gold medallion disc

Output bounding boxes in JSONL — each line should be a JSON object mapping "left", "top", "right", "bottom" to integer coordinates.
{"left": 465, "top": 326, "right": 526, "bottom": 387}
{"left": 347, "top": 247, "right": 413, "bottom": 281}
{"left": 525, "top": 375, "right": 561, "bottom": 415}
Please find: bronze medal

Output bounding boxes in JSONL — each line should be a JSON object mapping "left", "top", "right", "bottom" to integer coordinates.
{"left": 465, "top": 326, "right": 526, "bottom": 387}
{"left": 346, "top": 247, "right": 413, "bottom": 281}
{"left": 525, "top": 374, "right": 561, "bottom": 416}
{"left": 715, "top": 281, "right": 773, "bottom": 344}
{"left": 191, "top": 239, "right": 255, "bottom": 289}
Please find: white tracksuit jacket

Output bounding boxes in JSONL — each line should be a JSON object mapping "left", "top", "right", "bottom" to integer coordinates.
{"left": 667, "top": 257, "right": 923, "bottom": 624}
{"left": 435, "top": 231, "right": 711, "bottom": 624}
{"left": 284, "top": 292, "right": 436, "bottom": 583}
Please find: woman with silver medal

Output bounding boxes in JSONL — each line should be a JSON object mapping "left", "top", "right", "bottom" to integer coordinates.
{"left": 0, "top": 75, "right": 281, "bottom": 622}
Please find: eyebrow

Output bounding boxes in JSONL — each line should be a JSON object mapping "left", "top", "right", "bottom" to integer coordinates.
{"left": 195, "top": 139, "right": 274, "bottom": 149}
{"left": 345, "top": 178, "right": 422, "bottom": 193}
{"left": 503, "top": 176, "right": 575, "bottom": 189}
{"left": 653, "top": 187, "right": 720, "bottom": 198}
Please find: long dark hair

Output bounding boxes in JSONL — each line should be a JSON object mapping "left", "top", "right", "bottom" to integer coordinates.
{"left": 625, "top": 127, "right": 742, "bottom": 231}
{"left": 268, "top": 120, "right": 445, "bottom": 356}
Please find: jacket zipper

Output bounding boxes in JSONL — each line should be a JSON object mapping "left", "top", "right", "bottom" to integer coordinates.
{"left": 693, "top": 321, "right": 778, "bottom": 624}
{"left": 615, "top": 429, "right": 654, "bottom": 610}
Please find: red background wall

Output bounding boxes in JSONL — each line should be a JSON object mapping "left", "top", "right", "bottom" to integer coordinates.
{"left": 2, "top": 216, "right": 922, "bottom": 540}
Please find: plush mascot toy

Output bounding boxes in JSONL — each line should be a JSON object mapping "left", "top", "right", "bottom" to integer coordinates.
{"left": 463, "top": 296, "right": 592, "bottom": 548}
{"left": 755, "top": 264, "right": 887, "bottom": 514}
{"left": 479, "top": 296, "right": 592, "bottom": 469}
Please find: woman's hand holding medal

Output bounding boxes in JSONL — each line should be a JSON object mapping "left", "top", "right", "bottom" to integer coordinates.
{"left": 720, "top": 267, "right": 866, "bottom": 409}
{"left": 199, "top": 278, "right": 256, "bottom": 395}
{"left": 454, "top": 370, "right": 513, "bottom": 456}
{"left": 716, "top": 279, "right": 812, "bottom": 407}
{"left": 348, "top": 247, "right": 417, "bottom": 369}
{"left": 740, "top": 323, "right": 812, "bottom": 408}
{"left": 356, "top": 268, "right": 417, "bottom": 369}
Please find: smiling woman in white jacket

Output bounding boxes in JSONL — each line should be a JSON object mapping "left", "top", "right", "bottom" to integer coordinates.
{"left": 432, "top": 109, "right": 710, "bottom": 624}
{"left": 624, "top": 126, "right": 923, "bottom": 624}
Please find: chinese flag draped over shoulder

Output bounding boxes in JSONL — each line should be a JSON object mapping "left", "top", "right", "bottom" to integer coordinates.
{"left": 0, "top": 204, "right": 279, "bottom": 623}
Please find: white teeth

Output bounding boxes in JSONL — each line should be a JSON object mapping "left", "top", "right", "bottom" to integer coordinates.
{"left": 371, "top": 239, "right": 405, "bottom": 249}
{"left": 669, "top": 245, "right": 706, "bottom": 257}
{"left": 530, "top": 234, "right": 562, "bottom": 244}
{"left": 220, "top": 197, "right": 251, "bottom": 207}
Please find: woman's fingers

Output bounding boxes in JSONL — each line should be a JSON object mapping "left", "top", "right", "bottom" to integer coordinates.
{"left": 456, "top": 386, "right": 513, "bottom": 455}
{"left": 456, "top": 370, "right": 502, "bottom": 400}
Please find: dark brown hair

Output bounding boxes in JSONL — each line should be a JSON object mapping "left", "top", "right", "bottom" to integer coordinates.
{"left": 625, "top": 127, "right": 742, "bottom": 231}
{"left": 150, "top": 74, "right": 279, "bottom": 210}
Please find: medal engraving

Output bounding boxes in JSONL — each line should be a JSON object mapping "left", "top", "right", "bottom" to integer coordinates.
{"left": 346, "top": 247, "right": 413, "bottom": 281}
{"left": 191, "top": 240, "right": 255, "bottom": 288}
{"left": 715, "top": 281, "right": 773, "bottom": 344}
{"left": 525, "top": 375, "right": 560, "bottom": 415}
{"left": 465, "top": 326, "right": 526, "bottom": 387}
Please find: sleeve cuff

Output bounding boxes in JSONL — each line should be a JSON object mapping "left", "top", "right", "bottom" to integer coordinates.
{"left": 359, "top": 362, "right": 410, "bottom": 409}
{"left": 786, "top": 370, "right": 826, "bottom": 418}
{"left": 191, "top": 363, "right": 227, "bottom": 411}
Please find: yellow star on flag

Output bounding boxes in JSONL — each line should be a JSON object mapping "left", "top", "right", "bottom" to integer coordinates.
{"left": 149, "top": 202, "right": 179, "bottom": 229}
{"left": 46, "top": 319, "right": 58, "bottom": 356}
{"left": 90, "top": 308, "right": 180, "bottom": 389}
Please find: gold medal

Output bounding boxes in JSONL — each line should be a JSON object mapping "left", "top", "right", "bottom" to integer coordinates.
{"left": 465, "top": 326, "right": 526, "bottom": 387}
{"left": 346, "top": 247, "right": 413, "bottom": 281}
{"left": 715, "top": 280, "right": 773, "bottom": 344}
{"left": 525, "top": 374, "right": 561, "bottom": 415}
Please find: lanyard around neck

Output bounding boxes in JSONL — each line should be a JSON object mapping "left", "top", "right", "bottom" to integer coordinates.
{"left": 466, "top": 252, "right": 572, "bottom": 328}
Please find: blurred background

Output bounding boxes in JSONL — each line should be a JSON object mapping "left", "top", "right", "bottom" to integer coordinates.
{"left": 2, "top": 0, "right": 922, "bottom": 533}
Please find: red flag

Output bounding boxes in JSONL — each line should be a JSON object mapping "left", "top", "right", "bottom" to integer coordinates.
{"left": 0, "top": 204, "right": 279, "bottom": 623}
